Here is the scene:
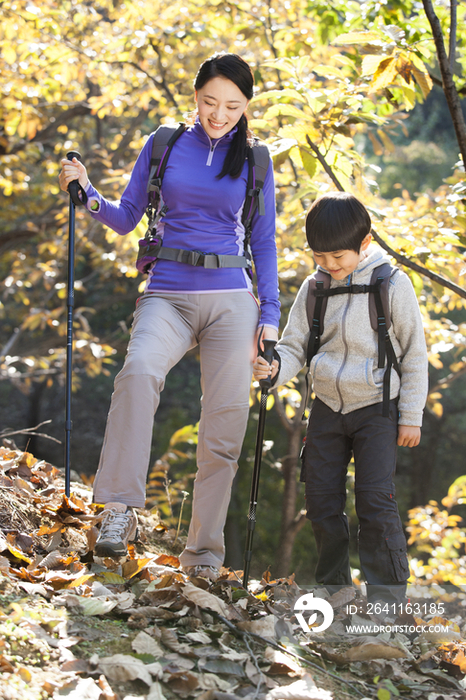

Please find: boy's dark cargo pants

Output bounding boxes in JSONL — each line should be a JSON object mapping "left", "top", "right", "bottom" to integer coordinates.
{"left": 302, "top": 397, "right": 409, "bottom": 604}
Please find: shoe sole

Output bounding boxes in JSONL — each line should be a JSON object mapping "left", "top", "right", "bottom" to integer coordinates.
{"left": 94, "top": 527, "right": 138, "bottom": 559}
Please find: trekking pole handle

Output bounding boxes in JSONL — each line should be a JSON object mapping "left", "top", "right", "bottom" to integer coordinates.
{"left": 66, "top": 150, "right": 85, "bottom": 207}
{"left": 260, "top": 338, "right": 277, "bottom": 391}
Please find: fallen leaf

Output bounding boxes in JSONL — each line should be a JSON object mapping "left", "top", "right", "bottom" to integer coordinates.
{"left": 264, "top": 647, "right": 304, "bottom": 676}
{"left": 122, "top": 556, "right": 153, "bottom": 579}
{"left": 98, "top": 653, "right": 153, "bottom": 685}
{"left": 132, "top": 630, "right": 165, "bottom": 657}
{"left": 340, "top": 637, "right": 407, "bottom": 662}
{"left": 182, "top": 582, "right": 228, "bottom": 616}
{"left": 238, "top": 615, "right": 277, "bottom": 640}
{"left": 147, "top": 680, "right": 169, "bottom": 700}
{"left": 0, "top": 654, "right": 15, "bottom": 672}
{"left": 79, "top": 597, "right": 118, "bottom": 616}
{"left": 160, "top": 627, "right": 194, "bottom": 656}
{"left": 97, "top": 674, "right": 118, "bottom": 700}
{"left": 184, "top": 631, "right": 212, "bottom": 644}
{"left": 265, "top": 673, "right": 333, "bottom": 699}
{"left": 327, "top": 586, "right": 356, "bottom": 609}
{"left": 165, "top": 669, "right": 199, "bottom": 697}
{"left": 199, "top": 658, "right": 245, "bottom": 676}
{"left": 155, "top": 554, "right": 181, "bottom": 568}
{"left": 54, "top": 677, "right": 102, "bottom": 699}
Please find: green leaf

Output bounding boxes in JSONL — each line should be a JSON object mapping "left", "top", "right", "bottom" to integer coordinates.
{"left": 361, "top": 54, "right": 386, "bottom": 77}
{"left": 261, "top": 57, "right": 298, "bottom": 78}
{"left": 133, "top": 653, "right": 156, "bottom": 663}
{"left": 253, "top": 88, "right": 306, "bottom": 104}
{"left": 169, "top": 422, "right": 199, "bottom": 447}
{"left": 269, "top": 138, "right": 297, "bottom": 167}
{"left": 299, "top": 148, "right": 317, "bottom": 179}
{"left": 333, "top": 31, "right": 383, "bottom": 46}
{"left": 377, "top": 689, "right": 391, "bottom": 700}
{"left": 371, "top": 57, "right": 398, "bottom": 91}
{"left": 96, "top": 572, "right": 126, "bottom": 584}
{"left": 263, "top": 103, "right": 307, "bottom": 121}
{"left": 407, "top": 271, "right": 424, "bottom": 298}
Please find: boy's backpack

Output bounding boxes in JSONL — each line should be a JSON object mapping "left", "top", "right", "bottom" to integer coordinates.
{"left": 303, "top": 263, "right": 401, "bottom": 418}
{"left": 136, "top": 123, "right": 270, "bottom": 274}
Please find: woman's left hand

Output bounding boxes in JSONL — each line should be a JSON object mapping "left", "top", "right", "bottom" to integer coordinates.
{"left": 253, "top": 325, "right": 278, "bottom": 361}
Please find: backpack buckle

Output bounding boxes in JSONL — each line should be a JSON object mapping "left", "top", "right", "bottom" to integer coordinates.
{"left": 181, "top": 250, "right": 203, "bottom": 266}
{"left": 147, "top": 175, "right": 162, "bottom": 194}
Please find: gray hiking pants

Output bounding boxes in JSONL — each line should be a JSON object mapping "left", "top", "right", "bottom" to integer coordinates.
{"left": 93, "top": 291, "right": 260, "bottom": 569}
{"left": 301, "top": 397, "right": 409, "bottom": 604}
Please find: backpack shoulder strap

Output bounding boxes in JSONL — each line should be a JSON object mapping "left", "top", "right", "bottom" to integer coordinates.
{"left": 368, "top": 263, "right": 401, "bottom": 416}
{"left": 306, "top": 269, "right": 331, "bottom": 340}
{"left": 300, "top": 270, "right": 331, "bottom": 418}
{"left": 368, "top": 262, "right": 395, "bottom": 332}
{"left": 146, "top": 123, "right": 187, "bottom": 196}
{"left": 242, "top": 141, "right": 270, "bottom": 233}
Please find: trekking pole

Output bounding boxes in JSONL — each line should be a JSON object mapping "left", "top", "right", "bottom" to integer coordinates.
{"left": 64, "top": 150, "right": 84, "bottom": 497}
{"left": 243, "top": 330, "right": 277, "bottom": 589}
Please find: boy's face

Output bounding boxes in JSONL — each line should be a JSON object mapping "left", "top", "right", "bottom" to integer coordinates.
{"left": 312, "top": 233, "right": 372, "bottom": 280}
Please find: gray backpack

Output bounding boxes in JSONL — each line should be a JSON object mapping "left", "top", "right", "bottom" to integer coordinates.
{"left": 303, "top": 263, "right": 401, "bottom": 418}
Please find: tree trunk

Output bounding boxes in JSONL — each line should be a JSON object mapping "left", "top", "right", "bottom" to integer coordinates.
{"left": 409, "top": 411, "right": 444, "bottom": 509}
{"left": 422, "top": 0, "right": 466, "bottom": 165}
{"left": 274, "top": 413, "right": 307, "bottom": 577}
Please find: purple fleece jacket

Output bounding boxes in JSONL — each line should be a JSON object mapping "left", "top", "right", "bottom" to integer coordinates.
{"left": 84, "top": 119, "right": 280, "bottom": 329}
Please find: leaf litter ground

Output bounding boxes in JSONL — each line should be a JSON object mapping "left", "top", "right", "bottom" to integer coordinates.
{"left": 2, "top": 445, "right": 466, "bottom": 700}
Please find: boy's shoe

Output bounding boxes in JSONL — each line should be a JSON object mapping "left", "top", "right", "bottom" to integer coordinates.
{"left": 183, "top": 565, "right": 219, "bottom": 582}
{"left": 94, "top": 502, "right": 138, "bottom": 558}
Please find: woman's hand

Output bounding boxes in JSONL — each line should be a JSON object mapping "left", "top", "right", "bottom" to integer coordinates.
{"left": 253, "top": 355, "right": 279, "bottom": 382}
{"left": 58, "top": 157, "right": 89, "bottom": 193}
{"left": 253, "top": 325, "right": 278, "bottom": 361}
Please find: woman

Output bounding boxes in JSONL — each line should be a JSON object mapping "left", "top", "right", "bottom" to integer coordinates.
{"left": 59, "top": 53, "right": 279, "bottom": 580}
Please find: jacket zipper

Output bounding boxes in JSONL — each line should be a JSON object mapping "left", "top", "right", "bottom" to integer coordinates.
{"left": 206, "top": 139, "right": 218, "bottom": 166}
{"left": 335, "top": 276, "right": 352, "bottom": 411}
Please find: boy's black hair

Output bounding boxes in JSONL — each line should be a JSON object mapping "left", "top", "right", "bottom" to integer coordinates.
{"left": 305, "top": 192, "right": 372, "bottom": 253}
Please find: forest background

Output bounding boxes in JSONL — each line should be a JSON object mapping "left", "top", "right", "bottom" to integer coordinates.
{"left": 1, "top": 0, "right": 466, "bottom": 586}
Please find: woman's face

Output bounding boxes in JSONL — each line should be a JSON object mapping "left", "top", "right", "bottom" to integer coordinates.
{"left": 195, "top": 76, "right": 249, "bottom": 140}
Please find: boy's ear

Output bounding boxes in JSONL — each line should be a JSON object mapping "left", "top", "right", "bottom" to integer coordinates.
{"left": 360, "top": 233, "right": 372, "bottom": 251}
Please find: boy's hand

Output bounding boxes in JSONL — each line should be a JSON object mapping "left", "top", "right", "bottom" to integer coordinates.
{"left": 397, "top": 425, "right": 421, "bottom": 448}
{"left": 253, "top": 356, "right": 279, "bottom": 382}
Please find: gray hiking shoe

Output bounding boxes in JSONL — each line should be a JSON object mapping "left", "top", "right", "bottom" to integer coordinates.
{"left": 94, "top": 502, "right": 138, "bottom": 558}
{"left": 183, "top": 565, "right": 219, "bottom": 581}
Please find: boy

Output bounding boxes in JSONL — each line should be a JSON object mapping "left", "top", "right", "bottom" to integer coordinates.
{"left": 254, "top": 192, "right": 428, "bottom": 605}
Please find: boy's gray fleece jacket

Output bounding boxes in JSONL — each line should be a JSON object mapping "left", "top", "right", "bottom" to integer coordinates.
{"left": 275, "top": 246, "right": 428, "bottom": 426}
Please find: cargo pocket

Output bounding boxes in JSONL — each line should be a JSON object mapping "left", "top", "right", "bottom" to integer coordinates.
{"left": 299, "top": 437, "right": 307, "bottom": 483}
{"left": 386, "top": 531, "right": 409, "bottom": 582}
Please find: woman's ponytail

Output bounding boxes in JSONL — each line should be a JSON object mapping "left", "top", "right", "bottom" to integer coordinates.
{"left": 217, "top": 113, "right": 251, "bottom": 180}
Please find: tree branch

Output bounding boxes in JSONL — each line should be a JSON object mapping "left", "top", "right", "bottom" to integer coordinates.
{"left": 148, "top": 42, "right": 180, "bottom": 110}
{"left": 3, "top": 104, "right": 92, "bottom": 156}
{"left": 449, "top": 0, "right": 457, "bottom": 71}
{"left": 304, "top": 136, "right": 466, "bottom": 299}
{"left": 305, "top": 135, "right": 343, "bottom": 190}
{"left": 0, "top": 327, "right": 24, "bottom": 360}
{"left": 428, "top": 71, "right": 466, "bottom": 96}
{"left": 0, "top": 420, "right": 61, "bottom": 444}
{"left": 422, "top": 0, "right": 466, "bottom": 164}
{"left": 429, "top": 363, "right": 466, "bottom": 394}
